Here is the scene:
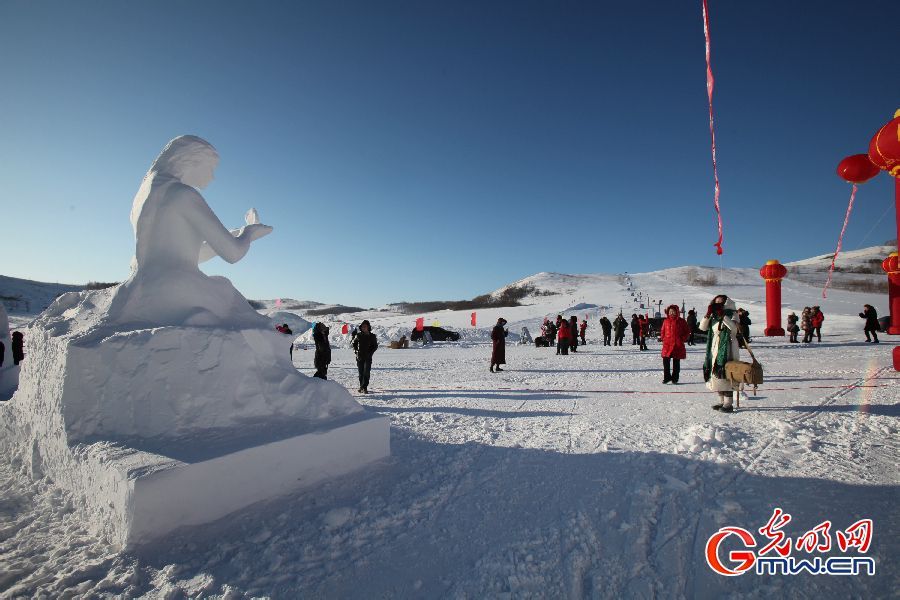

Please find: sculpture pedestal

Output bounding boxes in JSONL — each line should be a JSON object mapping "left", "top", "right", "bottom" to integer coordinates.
{"left": 58, "top": 412, "right": 389, "bottom": 548}
{"left": 764, "top": 326, "right": 785, "bottom": 337}
{"left": 0, "top": 289, "right": 389, "bottom": 548}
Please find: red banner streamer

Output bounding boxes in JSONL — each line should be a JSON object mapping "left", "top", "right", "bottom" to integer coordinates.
{"left": 823, "top": 183, "right": 858, "bottom": 298}
{"left": 702, "top": 0, "right": 724, "bottom": 255}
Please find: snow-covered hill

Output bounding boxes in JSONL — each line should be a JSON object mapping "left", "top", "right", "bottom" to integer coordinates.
{"left": 4, "top": 244, "right": 893, "bottom": 341}
{"left": 0, "top": 275, "right": 84, "bottom": 328}
{"left": 785, "top": 244, "right": 894, "bottom": 271}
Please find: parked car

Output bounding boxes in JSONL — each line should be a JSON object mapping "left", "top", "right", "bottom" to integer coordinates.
{"left": 410, "top": 326, "right": 461, "bottom": 342}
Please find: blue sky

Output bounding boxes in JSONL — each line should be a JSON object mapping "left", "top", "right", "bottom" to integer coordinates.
{"left": 1, "top": 1, "right": 897, "bottom": 307}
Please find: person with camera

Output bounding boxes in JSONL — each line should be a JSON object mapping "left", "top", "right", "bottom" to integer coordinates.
{"left": 699, "top": 294, "right": 741, "bottom": 413}
{"left": 860, "top": 304, "right": 880, "bottom": 343}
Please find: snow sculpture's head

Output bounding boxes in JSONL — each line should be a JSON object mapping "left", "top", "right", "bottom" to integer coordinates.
{"left": 152, "top": 135, "right": 219, "bottom": 189}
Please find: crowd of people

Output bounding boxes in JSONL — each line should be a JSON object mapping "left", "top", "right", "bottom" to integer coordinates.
{"left": 284, "top": 296, "right": 885, "bottom": 407}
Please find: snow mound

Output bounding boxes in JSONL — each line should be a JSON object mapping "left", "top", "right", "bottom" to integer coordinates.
{"left": 267, "top": 311, "right": 313, "bottom": 335}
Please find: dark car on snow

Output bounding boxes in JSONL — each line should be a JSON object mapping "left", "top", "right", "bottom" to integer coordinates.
{"left": 410, "top": 326, "right": 461, "bottom": 342}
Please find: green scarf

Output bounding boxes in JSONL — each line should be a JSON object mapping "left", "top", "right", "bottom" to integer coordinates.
{"left": 703, "top": 312, "right": 732, "bottom": 381}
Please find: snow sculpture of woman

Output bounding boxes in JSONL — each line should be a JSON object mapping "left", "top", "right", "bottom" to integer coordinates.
{"left": 106, "top": 135, "right": 272, "bottom": 329}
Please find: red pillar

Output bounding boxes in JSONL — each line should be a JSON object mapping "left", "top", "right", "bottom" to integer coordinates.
{"left": 760, "top": 260, "right": 788, "bottom": 336}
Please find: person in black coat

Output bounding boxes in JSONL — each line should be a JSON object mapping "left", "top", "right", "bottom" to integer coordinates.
{"left": 613, "top": 314, "right": 628, "bottom": 346}
{"left": 11, "top": 332, "right": 24, "bottom": 365}
{"left": 490, "top": 317, "right": 508, "bottom": 372}
{"left": 351, "top": 320, "right": 378, "bottom": 393}
{"left": 686, "top": 309, "right": 698, "bottom": 346}
{"left": 312, "top": 322, "right": 331, "bottom": 380}
{"left": 630, "top": 315, "right": 640, "bottom": 345}
{"left": 860, "top": 305, "right": 880, "bottom": 343}
{"left": 599, "top": 316, "right": 612, "bottom": 346}
{"left": 569, "top": 316, "right": 579, "bottom": 353}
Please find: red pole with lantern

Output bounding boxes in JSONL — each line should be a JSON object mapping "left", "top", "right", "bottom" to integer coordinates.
{"left": 852, "top": 108, "right": 900, "bottom": 370}
{"left": 759, "top": 260, "right": 787, "bottom": 336}
{"left": 883, "top": 253, "right": 900, "bottom": 335}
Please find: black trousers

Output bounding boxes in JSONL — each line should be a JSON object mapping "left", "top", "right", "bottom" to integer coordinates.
{"left": 603, "top": 332, "right": 611, "bottom": 345}
{"left": 639, "top": 336, "right": 647, "bottom": 351}
{"left": 558, "top": 340, "right": 569, "bottom": 355}
{"left": 663, "top": 357, "right": 681, "bottom": 382}
{"left": 314, "top": 364, "right": 328, "bottom": 380}
{"left": 865, "top": 328, "right": 879, "bottom": 342}
{"left": 614, "top": 333, "right": 624, "bottom": 346}
{"left": 357, "top": 357, "right": 372, "bottom": 389}
{"left": 814, "top": 326, "right": 822, "bottom": 341}
{"left": 688, "top": 332, "right": 695, "bottom": 346}
{"left": 632, "top": 332, "right": 638, "bottom": 345}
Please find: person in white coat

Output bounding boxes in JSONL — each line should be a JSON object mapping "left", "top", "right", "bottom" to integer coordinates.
{"left": 699, "top": 294, "right": 741, "bottom": 413}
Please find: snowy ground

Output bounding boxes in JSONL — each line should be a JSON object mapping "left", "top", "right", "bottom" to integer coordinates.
{"left": 1, "top": 256, "right": 898, "bottom": 598}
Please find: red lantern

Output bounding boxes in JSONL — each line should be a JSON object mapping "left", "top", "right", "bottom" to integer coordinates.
{"left": 836, "top": 154, "right": 880, "bottom": 184}
{"left": 883, "top": 252, "right": 900, "bottom": 336}
{"left": 868, "top": 110, "right": 900, "bottom": 178}
{"left": 759, "top": 260, "right": 787, "bottom": 282}
{"left": 883, "top": 253, "right": 900, "bottom": 276}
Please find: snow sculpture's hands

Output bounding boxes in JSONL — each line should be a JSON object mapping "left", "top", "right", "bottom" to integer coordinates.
{"left": 238, "top": 223, "right": 273, "bottom": 243}
{"left": 238, "top": 208, "right": 271, "bottom": 243}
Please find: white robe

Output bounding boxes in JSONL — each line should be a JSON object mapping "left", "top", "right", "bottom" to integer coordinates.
{"left": 699, "top": 314, "right": 741, "bottom": 393}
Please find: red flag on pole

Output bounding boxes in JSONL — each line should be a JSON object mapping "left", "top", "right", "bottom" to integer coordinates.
{"left": 341, "top": 323, "right": 349, "bottom": 335}
{"left": 415, "top": 317, "right": 425, "bottom": 331}
{"left": 471, "top": 312, "right": 477, "bottom": 327}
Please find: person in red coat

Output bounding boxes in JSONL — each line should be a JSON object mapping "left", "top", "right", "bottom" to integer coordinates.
{"left": 556, "top": 319, "right": 570, "bottom": 355}
{"left": 490, "top": 317, "right": 508, "bottom": 372}
{"left": 811, "top": 306, "right": 824, "bottom": 342}
{"left": 579, "top": 319, "right": 587, "bottom": 345}
{"left": 660, "top": 305, "right": 690, "bottom": 384}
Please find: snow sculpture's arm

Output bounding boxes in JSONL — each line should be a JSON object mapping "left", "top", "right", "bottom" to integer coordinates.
{"left": 187, "top": 194, "right": 272, "bottom": 264}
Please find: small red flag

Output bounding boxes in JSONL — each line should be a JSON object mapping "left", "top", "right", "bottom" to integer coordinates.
{"left": 415, "top": 317, "right": 425, "bottom": 331}
{"left": 341, "top": 323, "right": 349, "bottom": 335}
{"left": 470, "top": 312, "right": 477, "bottom": 327}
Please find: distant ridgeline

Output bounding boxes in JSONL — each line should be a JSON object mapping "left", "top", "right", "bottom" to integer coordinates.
{"left": 390, "top": 283, "right": 556, "bottom": 315}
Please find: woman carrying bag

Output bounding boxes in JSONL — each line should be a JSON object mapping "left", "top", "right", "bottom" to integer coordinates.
{"left": 699, "top": 294, "right": 741, "bottom": 413}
